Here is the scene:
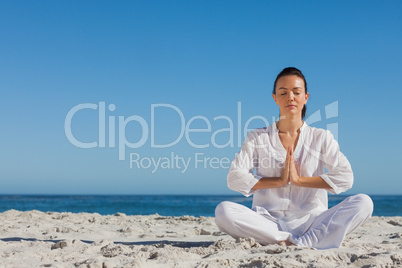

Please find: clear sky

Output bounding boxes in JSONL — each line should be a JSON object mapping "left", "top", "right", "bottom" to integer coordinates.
{"left": 1, "top": 1, "right": 401, "bottom": 195}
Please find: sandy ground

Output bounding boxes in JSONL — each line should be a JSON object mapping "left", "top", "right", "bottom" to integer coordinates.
{"left": 0, "top": 210, "right": 401, "bottom": 268}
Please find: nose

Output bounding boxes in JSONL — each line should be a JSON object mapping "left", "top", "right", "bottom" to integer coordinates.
{"left": 288, "top": 91, "right": 294, "bottom": 101}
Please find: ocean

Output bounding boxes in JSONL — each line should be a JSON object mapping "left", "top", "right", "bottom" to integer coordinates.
{"left": 0, "top": 195, "right": 401, "bottom": 217}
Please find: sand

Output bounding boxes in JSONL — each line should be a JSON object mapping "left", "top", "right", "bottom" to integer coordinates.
{"left": 0, "top": 210, "right": 401, "bottom": 268}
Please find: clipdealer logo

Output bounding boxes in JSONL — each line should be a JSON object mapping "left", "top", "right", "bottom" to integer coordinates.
{"left": 64, "top": 101, "right": 339, "bottom": 173}
{"left": 64, "top": 101, "right": 271, "bottom": 173}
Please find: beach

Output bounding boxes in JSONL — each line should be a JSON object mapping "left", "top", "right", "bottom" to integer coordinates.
{"left": 0, "top": 210, "right": 401, "bottom": 267}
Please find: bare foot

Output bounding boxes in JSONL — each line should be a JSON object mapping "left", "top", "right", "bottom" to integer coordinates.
{"left": 278, "top": 241, "right": 286, "bottom": 246}
{"left": 278, "top": 240, "right": 296, "bottom": 247}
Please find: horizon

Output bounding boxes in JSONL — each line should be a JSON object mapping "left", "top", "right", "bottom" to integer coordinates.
{"left": 0, "top": 193, "right": 401, "bottom": 197}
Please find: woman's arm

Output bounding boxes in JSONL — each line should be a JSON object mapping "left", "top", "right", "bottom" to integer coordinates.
{"left": 317, "top": 130, "right": 354, "bottom": 194}
{"left": 227, "top": 131, "right": 263, "bottom": 197}
{"left": 252, "top": 145, "right": 291, "bottom": 190}
{"left": 288, "top": 145, "right": 332, "bottom": 189}
{"left": 288, "top": 130, "right": 353, "bottom": 193}
{"left": 251, "top": 177, "right": 288, "bottom": 189}
{"left": 291, "top": 176, "right": 331, "bottom": 189}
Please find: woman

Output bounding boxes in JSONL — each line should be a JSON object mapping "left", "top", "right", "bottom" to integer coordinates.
{"left": 215, "top": 67, "right": 373, "bottom": 249}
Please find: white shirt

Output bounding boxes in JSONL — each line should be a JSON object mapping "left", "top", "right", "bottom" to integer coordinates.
{"left": 227, "top": 121, "right": 354, "bottom": 235}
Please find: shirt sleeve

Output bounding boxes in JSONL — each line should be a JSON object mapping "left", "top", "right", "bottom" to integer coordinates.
{"left": 227, "top": 130, "right": 262, "bottom": 197}
{"left": 319, "top": 130, "right": 354, "bottom": 195}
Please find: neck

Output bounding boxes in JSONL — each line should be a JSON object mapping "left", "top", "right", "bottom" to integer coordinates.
{"left": 277, "top": 115, "right": 303, "bottom": 134}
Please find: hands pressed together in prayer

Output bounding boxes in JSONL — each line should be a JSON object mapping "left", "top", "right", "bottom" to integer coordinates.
{"left": 251, "top": 146, "right": 331, "bottom": 190}
{"left": 280, "top": 145, "right": 301, "bottom": 187}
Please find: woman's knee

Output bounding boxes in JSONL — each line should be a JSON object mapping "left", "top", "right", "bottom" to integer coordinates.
{"left": 215, "top": 201, "right": 233, "bottom": 220}
{"left": 351, "top": 194, "right": 374, "bottom": 216}
{"left": 215, "top": 201, "right": 236, "bottom": 229}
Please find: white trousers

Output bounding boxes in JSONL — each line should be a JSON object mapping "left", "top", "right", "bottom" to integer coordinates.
{"left": 215, "top": 194, "right": 373, "bottom": 249}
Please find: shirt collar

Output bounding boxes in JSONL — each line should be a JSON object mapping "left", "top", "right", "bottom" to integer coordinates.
{"left": 273, "top": 120, "right": 307, "bottom": 132}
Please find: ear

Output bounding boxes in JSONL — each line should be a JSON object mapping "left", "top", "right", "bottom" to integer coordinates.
{"left": 304, "top": 92, "right": 309, "bottom": 104}
{"left": 272, "top": 93, "right": 278, "bottom": 104}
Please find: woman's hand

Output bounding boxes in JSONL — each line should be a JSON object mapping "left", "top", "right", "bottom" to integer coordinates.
{"left": 288, "top": 146, "right": 301, "bottom": 186}
{"left": 252, "top": 145, "right": 305, "bottom": 190}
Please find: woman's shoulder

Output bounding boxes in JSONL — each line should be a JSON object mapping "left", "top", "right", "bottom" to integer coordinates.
{"left": 304, "top": 124, "right": 335, "bottom": 141}
{"left": 246, "top": 124, "right": 275, "bottom": 136}
{"left": 243, "top": 125, "right": 275, "bottom": 144}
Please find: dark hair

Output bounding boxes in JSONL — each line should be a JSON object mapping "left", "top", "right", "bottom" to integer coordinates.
{"left": 272, "top": 67, "right": 308, "bottom": 120}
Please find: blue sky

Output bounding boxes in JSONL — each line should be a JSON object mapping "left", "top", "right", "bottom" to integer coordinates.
{"left": 1, "top": 1, "right": 401, "bottom": 195}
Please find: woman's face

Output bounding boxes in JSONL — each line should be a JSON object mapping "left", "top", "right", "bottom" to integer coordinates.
{"left": 272, "top": 75, "right": 309, "bottom": 118}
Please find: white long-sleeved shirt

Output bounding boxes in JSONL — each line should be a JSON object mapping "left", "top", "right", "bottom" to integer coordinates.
{"left": 227, "top": 121, "right": 354, "bottom": 235}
